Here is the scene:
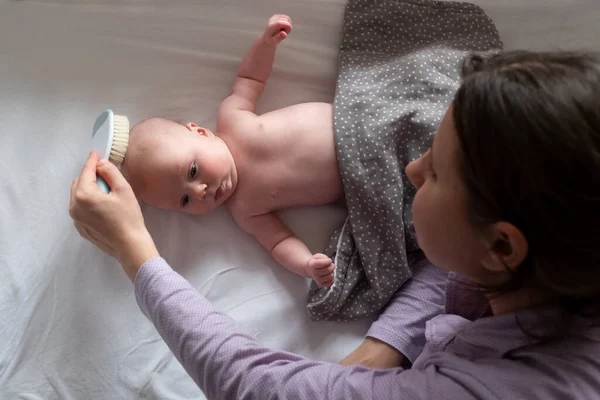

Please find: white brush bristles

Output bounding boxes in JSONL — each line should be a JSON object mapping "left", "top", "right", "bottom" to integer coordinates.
{"left": 108, "top": 114, "right": 130, "bottom": 167}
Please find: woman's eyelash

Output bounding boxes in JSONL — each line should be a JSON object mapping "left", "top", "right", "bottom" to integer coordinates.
{"left": 189, "top": 163, "right": 197, "bottom": 179}
{"left": 427, "top": 154, "right": 437, "bottom": 178}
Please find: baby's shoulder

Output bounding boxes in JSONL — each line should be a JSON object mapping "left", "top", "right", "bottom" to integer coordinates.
{"left": 227, "top": 197, "right": 256, "bottom": 231}
{"left": 217, "top": 107, "right": 263, "bottom": 137}
{"left": 227, "top": 188, "right": 252, "bottom": 217}
{"left": 227, "top": 181, "right": 270, "bottom": 218}
{"left": 219, "top": 122, "right": 267, "bottom": 154}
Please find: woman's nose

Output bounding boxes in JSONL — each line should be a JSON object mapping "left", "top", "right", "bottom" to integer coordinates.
{"left": 405, "top": 158, "right": 424, "bottom": 190}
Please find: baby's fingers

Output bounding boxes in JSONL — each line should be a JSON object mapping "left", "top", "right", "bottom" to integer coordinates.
{"left": 269, "top": 14, "right": 292, "bottom": 26}
{"left": 267, "top": 26, "right": 289, "bottom": 43}
{"left": 266, "top": 16, "right": 292, "bottom": 37}
{"left": 314, "top": 258, "right": 334, "bottom": 269}
{"left": 317, "top": 273, "right": 334, "bottom": 287}
{"left": 316, "top": 263, "right": 335, "bottom": 277}
{"left": 274, "top": 19, "right": 292, "bottom": 33}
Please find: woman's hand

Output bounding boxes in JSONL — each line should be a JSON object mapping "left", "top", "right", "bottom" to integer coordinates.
{"left": 69, "top": 151, "right": 159, "bottom": 280}
{"left": 340, "top": 337, "right": 404, "bottom": 369}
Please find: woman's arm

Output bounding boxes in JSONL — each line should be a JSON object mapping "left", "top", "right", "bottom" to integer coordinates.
{"left": 69, "top": 153, "right": 473, "bottom": 399}
{"left": 135, "top": 257, "right": 468, "bottom": 400}
{"left": 341, "top": 258, "right": 448, "bottom": 367}
{"left": 135, "top": 257, "right": 401, "bottom": 399}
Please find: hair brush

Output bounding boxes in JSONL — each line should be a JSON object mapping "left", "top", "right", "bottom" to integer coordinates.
{"left": 91, "top": 109, "right": 130, "bottom": 193}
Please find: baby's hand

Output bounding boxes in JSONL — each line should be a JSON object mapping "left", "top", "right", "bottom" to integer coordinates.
{"left": 262, "top": 14, "right": 292, "bottom": 47}
{"left": 306, "top": 253, "right": 335, "bottom": 287}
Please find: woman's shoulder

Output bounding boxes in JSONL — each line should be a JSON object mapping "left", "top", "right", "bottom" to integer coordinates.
{"left": 413, "top": 310, "right": 600, "bottom": 399}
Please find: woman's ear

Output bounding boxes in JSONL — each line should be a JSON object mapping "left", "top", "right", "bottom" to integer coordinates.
{"left": 185, "top": 122, "right": 208, "bottom": 136}
{"left": 481, "top": 222, "right": 529, "bottom": 274}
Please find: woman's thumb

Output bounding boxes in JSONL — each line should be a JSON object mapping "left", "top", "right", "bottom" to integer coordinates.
{"left": 97, "top": 160, "right": 129, "bottom": 192}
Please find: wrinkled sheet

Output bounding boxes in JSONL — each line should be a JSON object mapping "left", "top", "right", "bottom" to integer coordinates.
{"left": 1, "top": 0, "right": 599, "bottom": 398}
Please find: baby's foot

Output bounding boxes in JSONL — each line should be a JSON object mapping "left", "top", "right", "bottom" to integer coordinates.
{"left": 263, "top": 14, "right": 292, "bottom": 47}
{"left": 307, "top": 253, "right": 335, "bottom": 287}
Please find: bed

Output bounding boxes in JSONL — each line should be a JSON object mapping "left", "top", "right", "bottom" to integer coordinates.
{"left": 1, "top": 0, "right": 598, "bottom": 398}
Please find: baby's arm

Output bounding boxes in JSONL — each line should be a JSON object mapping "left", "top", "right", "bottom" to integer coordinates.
{"left": 237, "top": 212, "right": 335, "bottom": 287}
{"left": 218, "top": 15, "right": 292, "bottom": 128}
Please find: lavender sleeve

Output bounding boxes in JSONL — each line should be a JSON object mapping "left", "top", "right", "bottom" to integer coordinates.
{"left": 367, "top": 258, "right": 447, "bottom": 362}
{"left": 133, "top": 258, "right": 461, "bottom": 399}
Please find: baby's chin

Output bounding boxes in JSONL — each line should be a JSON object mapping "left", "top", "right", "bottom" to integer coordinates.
{"left": 181, "top": 203, "right": 220, "bottom": 216}
{"left": 142, "top": 193, "right": 223, "bottom": 216}
{"left": 183, "top": 208, "right": 214, "bottom": 216}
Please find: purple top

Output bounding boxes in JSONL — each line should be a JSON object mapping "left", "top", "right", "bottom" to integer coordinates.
{"left": 366, "top": 257, "right": 448, "bottom": 362}
{"left": 135, "top": 257, "right": 600, "bottom": 399}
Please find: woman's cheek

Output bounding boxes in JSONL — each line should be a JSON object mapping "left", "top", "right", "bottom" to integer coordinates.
{"left": 410, "top": 187, "right": 427, "bottom": 242}
{"left": 411, "top": 185, "right": 445, "bottom": 265}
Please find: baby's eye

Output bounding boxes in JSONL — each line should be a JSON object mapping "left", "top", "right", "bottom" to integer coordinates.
{"left": 189, "top": 162, "right": 197, "bottom": 179}
{"left": 181, "top": 195, "right": 189, "bottom": 208}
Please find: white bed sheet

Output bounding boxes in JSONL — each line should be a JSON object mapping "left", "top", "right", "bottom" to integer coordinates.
{"left": 1, "top": 0, "right": 598, "bottom": 398}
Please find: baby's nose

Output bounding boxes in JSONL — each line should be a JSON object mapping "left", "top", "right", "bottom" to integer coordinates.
{"left": 192, "top": 183, "right": 208, "bottom": 200}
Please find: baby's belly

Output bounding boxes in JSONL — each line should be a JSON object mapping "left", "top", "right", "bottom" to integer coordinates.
{"left": 231, "top": 176, "right": 343, "bottom": 218}
{"left": 251, "top": 102, "right": 343, "bottom": 211}
{"left": 269, "top": 164, "right": 344, "bottom": 210}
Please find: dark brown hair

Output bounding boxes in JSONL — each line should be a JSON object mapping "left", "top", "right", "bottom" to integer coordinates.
{"left": 453, "top": 51, "right": 600, "bottom": 314}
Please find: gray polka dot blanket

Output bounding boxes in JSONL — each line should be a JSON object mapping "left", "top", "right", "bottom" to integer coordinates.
{"left": 307, "top": 0, "right": 502, "bottom": 321}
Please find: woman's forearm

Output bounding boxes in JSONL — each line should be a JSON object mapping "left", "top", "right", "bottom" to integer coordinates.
{"left": 134, "top": 258, "right": 412, "bottom": 399}
{"left": 121, "top": 230, "right": 160, "bottom": 281}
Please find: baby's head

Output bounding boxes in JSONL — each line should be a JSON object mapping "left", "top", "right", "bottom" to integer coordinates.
{"left": 122, "top": 117, "right": 237, "bottom": 215}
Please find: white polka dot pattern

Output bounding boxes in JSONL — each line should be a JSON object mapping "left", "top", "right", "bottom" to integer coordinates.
{"left": 307, "top": 0, "right": 502, "bottom": 321}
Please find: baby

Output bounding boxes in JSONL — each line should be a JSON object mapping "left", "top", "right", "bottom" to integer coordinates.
{"left": 122, "top": 15, "right": 341, "bottom": 287}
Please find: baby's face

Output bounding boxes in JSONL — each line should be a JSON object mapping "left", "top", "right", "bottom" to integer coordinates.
{"left": 123, "top": 118, "right": 237, "bottom": 215}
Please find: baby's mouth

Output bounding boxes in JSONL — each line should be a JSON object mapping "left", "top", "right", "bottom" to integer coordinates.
{"left": 214, "top": 182, "right": 225, "bottom": 202}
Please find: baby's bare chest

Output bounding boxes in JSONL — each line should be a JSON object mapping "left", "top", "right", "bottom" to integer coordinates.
{"left": 231, "top": 160, "right": 342, "bottom": 216}
{"left": 226, "top": 102, "right": 343, "bottom": 216}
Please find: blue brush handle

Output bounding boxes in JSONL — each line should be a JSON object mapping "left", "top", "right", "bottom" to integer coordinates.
{"left": 97, "top": 176, "right": 111, "bottom": 194}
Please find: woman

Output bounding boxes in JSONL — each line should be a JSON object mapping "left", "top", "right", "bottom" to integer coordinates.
{"left": 70, "top": 51, "right": 600, "bottom": 398}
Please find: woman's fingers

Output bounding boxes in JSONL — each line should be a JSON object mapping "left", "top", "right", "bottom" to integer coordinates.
{"left": 68, "top": 151, "right": 158, "bottom": 280}
{"left": 71, "top": 153, "right": 102, "bottom": 218}
{"left": 97, "top": 159, "right": 130, "bottom": 194}
{"left": 74, "top": 221, "right": 92, "bottom": 241}
{"left": 79, "top": 151, "right": 100, "bottom": 186}
{"left": 69, "top": 178, "right": 79, "bottom": 218}
{"left": 74, "top": 221, "right": 116, "bottom": 257}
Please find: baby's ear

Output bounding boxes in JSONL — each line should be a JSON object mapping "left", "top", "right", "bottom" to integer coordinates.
{"left": 185, "top": 122, "right": 208, "bottom": 136}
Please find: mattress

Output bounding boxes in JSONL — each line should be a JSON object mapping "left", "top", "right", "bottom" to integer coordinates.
{"left": 1, "top": 0, "right": 598, "bottom": 398}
